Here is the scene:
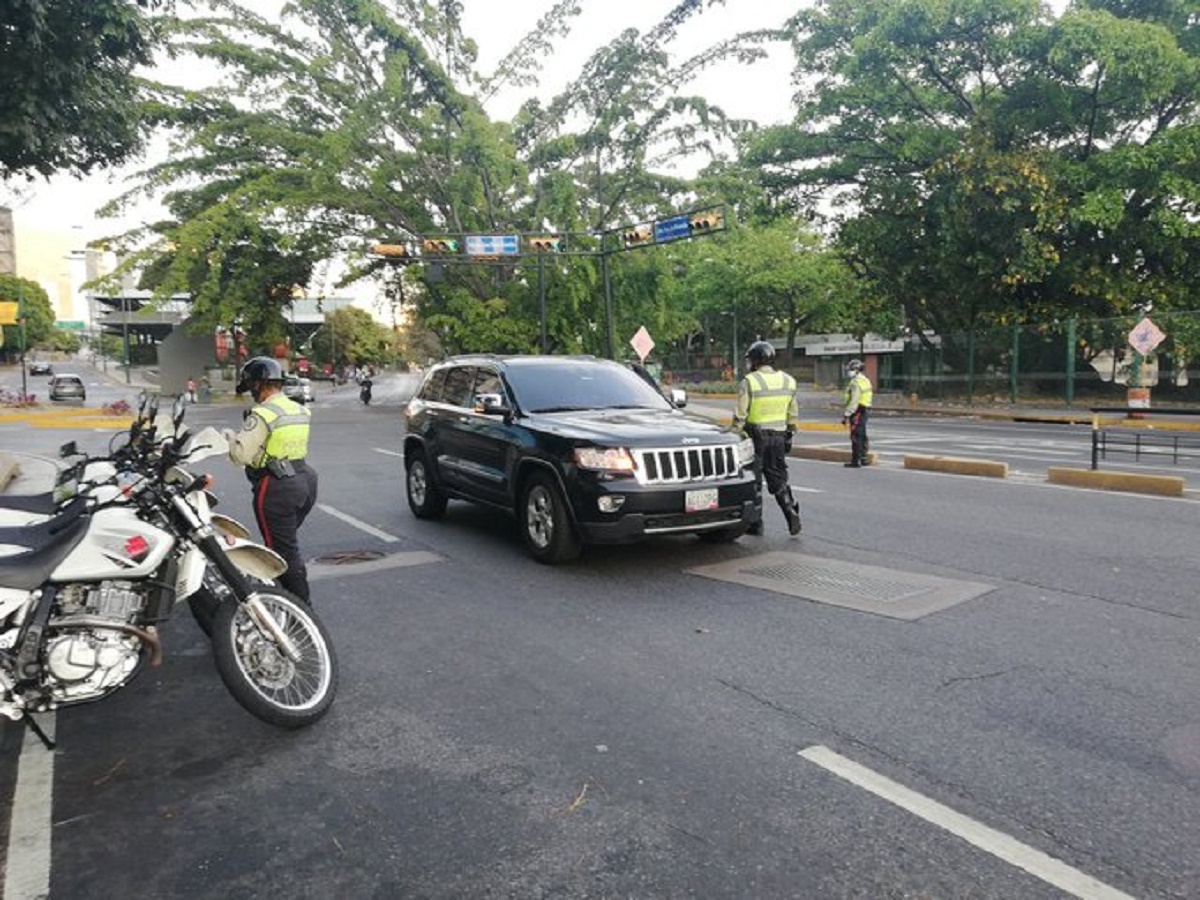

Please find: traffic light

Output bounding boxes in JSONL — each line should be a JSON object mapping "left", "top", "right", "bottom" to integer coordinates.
{"left": 421, "top": 238, "right": 460, "bottom": 254}
{"left": 621, "top": 225, "right": 654, "bottom": 247}
{"left": 689, "top": 210, "right": 724, "bottom": 233}
{"left": 527, "top": 236, "right": 564, "bottom": 252}
{"left": 371, "top": 243, "right": 409, "bottom": 258}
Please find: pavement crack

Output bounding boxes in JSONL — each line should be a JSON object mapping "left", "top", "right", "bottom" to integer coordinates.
{"left": 938, "top": 667, "right": 1019, "bottom": 690}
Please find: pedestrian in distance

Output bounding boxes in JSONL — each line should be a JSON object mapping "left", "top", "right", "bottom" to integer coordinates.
{"left": 732, "top": 340, "right": 802, "bottom": 536}
{"left": 223, "top": 356, "right": 319, "bottom": 604}
{"left": 185, "top": 376, "right": 198, "bottom": 404}
{"left": 842, "top": 358, "right": 873, "bottom": 467}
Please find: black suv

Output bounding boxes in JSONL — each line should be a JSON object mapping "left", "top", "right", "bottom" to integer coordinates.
{"left": 402, "top": 355, "right": 761, "bottom": 563}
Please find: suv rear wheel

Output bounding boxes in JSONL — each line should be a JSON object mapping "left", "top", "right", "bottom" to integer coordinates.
{"left": 406, "top": 448, "right": 447, "bottom": 519}
{"left": 520, "top": 472, "right": 581, "bottom": 564}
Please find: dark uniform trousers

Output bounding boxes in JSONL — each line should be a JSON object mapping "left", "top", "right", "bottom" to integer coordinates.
{"left": 251, "top": 460, "right": 319, "bottom": 603}
{"left": 849, "top": 406, "right": 870, "bottom": 465}
{"left": 750, "top": 428, "right": 801, "bottom": 534}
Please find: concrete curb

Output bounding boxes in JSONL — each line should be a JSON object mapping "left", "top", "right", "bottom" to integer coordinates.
{"left": 793, "top": 447, "right": 879, "bottom": 466}
{"left": 1047, "top": 467, "right": 1185, "bottom": 497}
{"left": 904, "top": 454, "right": 1009, "bottom": 478}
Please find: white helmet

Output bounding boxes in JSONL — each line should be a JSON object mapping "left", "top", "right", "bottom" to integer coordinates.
{"left": 846, "top": 359, "right": 864, "bottom": 374}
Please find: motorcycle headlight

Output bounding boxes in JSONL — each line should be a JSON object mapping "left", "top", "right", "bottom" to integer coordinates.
{"left": 574, "top": 446, "right": 636, "bottom": 473}
{"left": 737, "top": 437, "right": 756, "bottom": 467}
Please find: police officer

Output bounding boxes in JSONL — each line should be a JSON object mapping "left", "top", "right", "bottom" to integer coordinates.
{"left": 842, "top": 358, "right": 873, "bottom": 467}
{"left": 225, "top": 356, "right": 319, "bottom": 603}
{"left": 732, "top": 341, "right": 802, "bottom": 536}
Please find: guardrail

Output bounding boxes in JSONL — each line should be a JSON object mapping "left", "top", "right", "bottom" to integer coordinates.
{"left": 1090, "top": 406, "right": 1200, "bottom": 470}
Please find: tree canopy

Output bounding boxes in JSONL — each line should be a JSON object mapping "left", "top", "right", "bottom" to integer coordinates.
{"left": 0, "top": 0, "right": 164, "bottom": 180}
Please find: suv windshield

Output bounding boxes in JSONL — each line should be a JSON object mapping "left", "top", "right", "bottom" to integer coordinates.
{"left": 504, "top": 360, "right": 672, "bottom": 414}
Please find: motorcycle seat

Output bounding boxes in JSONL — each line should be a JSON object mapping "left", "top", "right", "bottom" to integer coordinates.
{"left": 0, "top": 491, "right": 58, "bottom": 515}
{"left": 0, "top": 514, "right": 89, "bottom": 590}
{"left": 0, "top": 497, "right": 88, "bottom": 549}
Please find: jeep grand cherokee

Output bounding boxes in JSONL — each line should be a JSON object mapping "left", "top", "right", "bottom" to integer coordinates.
{"left": 402, "top": 355, "right": 761, "bottom": 563}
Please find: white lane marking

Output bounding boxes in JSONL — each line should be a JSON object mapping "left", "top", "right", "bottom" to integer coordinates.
{"left": 5, "top": 715, "right": 56, "bottom": 900}
{"left": 798, "top": 745, "right": 1134, "bottom": 900}
{"left": 316, "top": 504, "right": 400, "bottom": 543}
{"left": 372, "top": 447, "right": 403, "bottom": 458}
{"left": 791, "top": 484, "right": 824, "bottom": 494}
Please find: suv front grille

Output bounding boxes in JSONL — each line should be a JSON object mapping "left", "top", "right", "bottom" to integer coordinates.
{"left": 633, "top": 444, "right": 741, "bottom": 485}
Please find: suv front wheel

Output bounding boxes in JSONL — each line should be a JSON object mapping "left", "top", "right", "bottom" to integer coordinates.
{"left": 520, "top": 472, "right": 581, "bottom": 564}
{"left": 406, "top": 448, "right": 447, "bottom": 519}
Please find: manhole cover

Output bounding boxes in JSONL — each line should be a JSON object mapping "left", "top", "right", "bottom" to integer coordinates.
{"left": 686, "top": 552, "right": 993, "bottom": 620}
{"left": 313, "top": 549, "right": 388, "bottom": 565}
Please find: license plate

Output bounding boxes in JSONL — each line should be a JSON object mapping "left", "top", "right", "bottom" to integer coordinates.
{"left": 685, "top": 488, "right": 719, "bottom": 512}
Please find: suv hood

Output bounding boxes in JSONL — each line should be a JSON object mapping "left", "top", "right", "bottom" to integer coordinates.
{"left": 527, "top": 408, "right": 738, "bottom": 445}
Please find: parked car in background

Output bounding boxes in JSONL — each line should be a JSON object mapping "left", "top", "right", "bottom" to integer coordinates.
{"left": 28, "top": 360, "right": 53, "bottom": 376}
{"left": 282, "top": 374, "right": 313, "bottom": 404}
{"left": 403, "top": 355, "right": 760, "bottom": 563}
{"left": 48, "top": 373, "right": 85, "bottom": 402}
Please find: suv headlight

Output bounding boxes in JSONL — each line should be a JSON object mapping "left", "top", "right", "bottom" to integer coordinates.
{"left": 574, "top": 447, "right": 636, "bottom": 473}
{"left": 737, "top": 437, "right": 756, "bottom": 467}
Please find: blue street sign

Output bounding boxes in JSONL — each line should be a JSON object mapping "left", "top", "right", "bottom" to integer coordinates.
{"left": 465, "top": 234, "right": 520, "bottom": 256}
{"left": 654, "top": 215, "right": 692, "bottom": 244}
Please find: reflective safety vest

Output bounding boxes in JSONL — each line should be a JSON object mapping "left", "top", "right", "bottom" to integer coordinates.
{"left": 744, "top": 369, "right": 797, "bottom": 429}
{"left": 846, "top": 372, "right": 873, "bottom": 408}
{"left": 251, "top": 394, "right": 311, "bottom": 468}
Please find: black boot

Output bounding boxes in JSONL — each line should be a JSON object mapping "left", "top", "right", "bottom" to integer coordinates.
{"left": 776, "top": 491, "right": 802, "bottom": 536}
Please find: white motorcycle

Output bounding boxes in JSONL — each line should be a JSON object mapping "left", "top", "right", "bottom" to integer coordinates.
{"left": 0, "top": 395, "right": 338, "bottom": 748}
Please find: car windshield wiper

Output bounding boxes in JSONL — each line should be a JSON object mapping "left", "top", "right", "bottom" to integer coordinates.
{"left": 530, "top": 405, "right": 592, "bottom": 413}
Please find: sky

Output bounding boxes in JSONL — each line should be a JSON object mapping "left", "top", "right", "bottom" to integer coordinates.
{"left": 6, "top": 0, "right": 797, "bottom": 241}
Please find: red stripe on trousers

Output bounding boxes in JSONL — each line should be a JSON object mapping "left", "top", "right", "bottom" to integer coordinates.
{"left": 256, "top": 476, "right": 273, "bottom": 548}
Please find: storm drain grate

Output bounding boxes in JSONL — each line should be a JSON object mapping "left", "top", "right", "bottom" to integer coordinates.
{"left": 686, "top": 552, "right": 993, "bottom": 621}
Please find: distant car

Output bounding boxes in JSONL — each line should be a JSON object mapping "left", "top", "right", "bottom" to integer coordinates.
{"left": 282, "top": 374, "right": 313, "bottom": 404}
{"left": 28, "top": 361, "right": 53, "bottom": 376}
{"left": 48, "top": 373, "right": 85, "bottom": 402}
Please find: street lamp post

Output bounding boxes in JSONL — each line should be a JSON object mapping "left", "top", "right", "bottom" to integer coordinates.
{"left": 18, "top": 287, "right": 28, "bottom": 401}
{"left": 121, "top": 295, "right": 132, "bottom": 384}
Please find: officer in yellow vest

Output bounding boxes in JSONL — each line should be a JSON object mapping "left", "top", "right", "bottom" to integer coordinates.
{"left": 225, "top": 356, "right": 319, "bottom": 603}
{"left": 842, "top": 358, "right": 874, "bottom": 467}
{"left": 732, "top": 341, "right": 802, "bottom": 536}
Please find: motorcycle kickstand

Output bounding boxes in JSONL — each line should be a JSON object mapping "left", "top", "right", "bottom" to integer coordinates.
{"left": 25, "top": 713, "right": 57, "bottom": 751}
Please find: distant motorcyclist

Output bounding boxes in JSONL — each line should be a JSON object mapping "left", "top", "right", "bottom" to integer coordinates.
{"left": 359, "top": 374, "right": 373, "bottom": 406}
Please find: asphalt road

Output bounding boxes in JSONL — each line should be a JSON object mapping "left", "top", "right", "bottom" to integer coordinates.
{"left": 0, "top": 365, "right": 1197, "bottom": 899}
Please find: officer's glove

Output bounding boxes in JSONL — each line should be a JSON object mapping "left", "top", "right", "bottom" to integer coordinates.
{"left": 784, "top": 431, "right": 794, "bottom": 452}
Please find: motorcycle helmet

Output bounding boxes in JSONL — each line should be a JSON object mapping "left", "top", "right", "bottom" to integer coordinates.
{"left": 845, "top": 358, "right": 864, "bottom": 375}
{"left": 236, "top": 356, "right": 285, "bottom": 394}
{"left": 744, "top": 340, "right": 775, "bottom": 368}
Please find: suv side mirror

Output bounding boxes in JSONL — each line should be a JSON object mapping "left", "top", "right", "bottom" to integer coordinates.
{"left": 669, "top": 387, "right": 688, "bottom": 408}
{"left": 475, "top": 393, "right": 511, "bottom": 416}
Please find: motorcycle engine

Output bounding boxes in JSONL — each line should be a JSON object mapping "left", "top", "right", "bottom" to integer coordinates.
{"left": 44, "top": 582, "right": 146, "bottom": 701}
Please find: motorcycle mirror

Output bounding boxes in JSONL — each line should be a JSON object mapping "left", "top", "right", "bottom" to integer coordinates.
{"left": 59, "top": 440, "right": 78, "bottom": 458}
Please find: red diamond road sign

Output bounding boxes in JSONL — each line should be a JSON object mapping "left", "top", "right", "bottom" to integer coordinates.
{"left": 1128, "top": 317, "right": 1165, "bottom": 356}
{"left": 630, "top": 326, "right": 655, "bottom": 362}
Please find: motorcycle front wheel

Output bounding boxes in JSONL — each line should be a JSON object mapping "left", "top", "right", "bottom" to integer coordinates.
{"left": 211, "top": 589, "right": 338, "bottom": 728}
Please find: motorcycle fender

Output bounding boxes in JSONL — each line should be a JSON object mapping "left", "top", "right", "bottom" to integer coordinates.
{"left": 225, "top": 540, "right": 287, "bottom": 581}
{"left": 211, "top": 513, "right": 252, "bottom": 541}
{"left": 176, "top": 546, "right": 208, "bottom": 600}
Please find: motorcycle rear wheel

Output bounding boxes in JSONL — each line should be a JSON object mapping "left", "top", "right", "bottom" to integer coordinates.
{"left": 211, "top": 589, "right": 338, "bottom": 728}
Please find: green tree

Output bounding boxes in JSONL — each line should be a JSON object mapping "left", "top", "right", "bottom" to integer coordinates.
{"left": 0, "top": 275, "right": 54, "bottom": 354}
{"left": 0, "top": 0, "right": 163, "bottom": 180}
{"left": 745, "top": 0, "right": 1200, "bottom": 340}
{"left": 308, "top": 306, "right": 394, "bottom": 369}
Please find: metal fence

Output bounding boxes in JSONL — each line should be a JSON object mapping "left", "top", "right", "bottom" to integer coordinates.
{"left": 875, "top": 312, "right": 1200, "bottom": 406}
